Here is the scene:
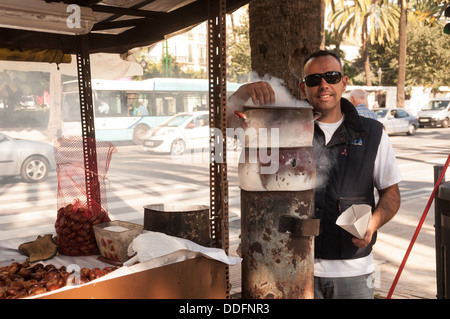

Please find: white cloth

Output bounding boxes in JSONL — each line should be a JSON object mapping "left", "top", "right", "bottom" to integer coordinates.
{"left": 314, "top": 254, "right": 374, "bottom": 278}
{"left": 124, "top": 231, "right": 242, "bottom": 267}
{"left": 315, "top": 117, "right": 402, "bottom": 277}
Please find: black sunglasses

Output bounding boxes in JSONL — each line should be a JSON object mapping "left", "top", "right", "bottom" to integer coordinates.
{"left": 303, "top": 71, "right": 343, "bottom": 87}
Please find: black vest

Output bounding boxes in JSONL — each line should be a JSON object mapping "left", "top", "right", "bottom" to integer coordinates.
{"left": 313, "top": 98, "right": 383, "bottom": 260}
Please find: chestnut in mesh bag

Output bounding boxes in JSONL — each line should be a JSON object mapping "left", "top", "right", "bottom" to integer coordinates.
{"left": 54, "top": 137, "right": 116, "bottom": 256}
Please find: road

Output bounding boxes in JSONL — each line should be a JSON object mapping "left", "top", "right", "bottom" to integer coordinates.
{"left": 0, "top": 127, "right": 449, "bottom": 297}
{"left": 391, "top": 127, "right": 450, "bottom": 195}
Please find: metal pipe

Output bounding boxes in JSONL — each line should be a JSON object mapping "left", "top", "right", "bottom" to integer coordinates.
{"left": 241, "top": 189, "right": 318, "bottom": 298}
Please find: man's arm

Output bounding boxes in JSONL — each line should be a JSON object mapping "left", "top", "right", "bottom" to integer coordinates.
{"left": 352, "top": 183, "right": 401, "bottom": 248}
{"left": 227, "top": 81, "right": 275, "bottom": 129}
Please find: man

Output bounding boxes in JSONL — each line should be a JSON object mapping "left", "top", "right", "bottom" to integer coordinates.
{"left": 349, "top": 88, "right": 377, "bottom": 119}
{"left": 137, "top": 103, "right": 149, "bottom": 116}
{"left": 97, "top": 100, "right": 110, "bottom": 114}
{"left": 228, "top": 50, "right": 401, "bottom": 299}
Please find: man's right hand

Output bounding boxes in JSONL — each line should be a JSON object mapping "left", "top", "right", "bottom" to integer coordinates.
{"left": 232, "top": 81, "right": 276, "bottom": 106}
{"left": 227, "top": 81, "right": 276, "bottom": 129}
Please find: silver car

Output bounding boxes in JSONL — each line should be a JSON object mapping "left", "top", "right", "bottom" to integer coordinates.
{"left": 0, "top": 132, "right": 56, "bottom": 182}
{"left": 417, "top": 98, "right": 450, "bottom": 128}
{"left": 373, "top": 108, "right": 419, "bottom": 136}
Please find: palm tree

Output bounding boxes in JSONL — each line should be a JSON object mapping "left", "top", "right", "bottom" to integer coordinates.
{"left": 412, "top": 0, "right": 448, "bottom": 25}
{"left": 328, "top": 0, "right": 400, "bottom": 86}
{"left": 397, "top": 0, "right": 407, "bottom": 108}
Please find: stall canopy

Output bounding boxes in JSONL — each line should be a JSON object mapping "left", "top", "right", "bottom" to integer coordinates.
{"left": 0, "top": 0, "right": 250, "bottom": 56}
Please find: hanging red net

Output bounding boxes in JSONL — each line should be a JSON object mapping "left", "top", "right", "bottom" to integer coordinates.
{"left": 54, "top": 137, "right": 117, "bottom": 256}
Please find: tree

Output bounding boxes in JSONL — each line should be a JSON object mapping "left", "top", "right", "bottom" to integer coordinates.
{"left": 328, "top": 0, "right": 400, "bottom": 86}
{"left": 412, "top": 0, "right": 449, "bottom": 24}
{"left": 248, "top": 0, "right": 324, "bottom": 99}
{"left": 396, "top": 0, "right": 407, "bottom": 108}
{"left": 227, "top": 6, "right": 251, "bottom": 83}
{"left": 405, "top": 17, "right": 450, "bottom": 92}
{"left": 362, "top": 13, "right": 450, "bottom": 91}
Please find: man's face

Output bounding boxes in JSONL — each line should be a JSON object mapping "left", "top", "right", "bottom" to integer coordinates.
{"left": 299, "top": 55, "right": 348, "bottom": 115}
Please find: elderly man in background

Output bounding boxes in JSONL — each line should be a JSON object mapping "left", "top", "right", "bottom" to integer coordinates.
{"left": 349, "top": 89, "right": 377, "bottom": 120}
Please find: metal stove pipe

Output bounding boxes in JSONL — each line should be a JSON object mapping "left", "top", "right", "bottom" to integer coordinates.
{"left": 237, "top": 106, "right": 319, "bottom": 299}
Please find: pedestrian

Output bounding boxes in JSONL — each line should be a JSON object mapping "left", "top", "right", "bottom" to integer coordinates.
{"left": 228, "top": 50, "right": 401, "bottom": 299}
{"left": 349, "top": 88, "right": 377, "bottom": 120}
{"left": 136, "top": 103, "right": 149, "bottom": 116}
{"left": 97, "top": 100, "right": 110, "bottom": 114}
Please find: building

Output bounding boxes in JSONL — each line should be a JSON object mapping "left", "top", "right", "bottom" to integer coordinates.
{"left": 141, "top": 6, "right": 247, "bottom": 74}
{"left": 145, "top": 23, "right": 208, "bottom": 73}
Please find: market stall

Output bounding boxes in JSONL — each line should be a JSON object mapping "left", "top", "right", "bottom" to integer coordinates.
{"left": 0, "top": 229, "right": 240, "bottom": 299}
{"left": 0, "top": 0, "right": 250, "bottom": 299}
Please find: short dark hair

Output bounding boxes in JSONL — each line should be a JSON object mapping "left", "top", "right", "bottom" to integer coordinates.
{"left": 303, "top": 50, "right": 343, "bottom": 70}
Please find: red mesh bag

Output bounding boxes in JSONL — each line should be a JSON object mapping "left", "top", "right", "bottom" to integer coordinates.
{"left": 54, "top": 137, "right": 117, "bottom": 256}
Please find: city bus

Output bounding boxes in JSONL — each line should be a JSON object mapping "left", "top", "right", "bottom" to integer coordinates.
{"left": 61, "top": 78, "right": 242, "bottom": 144}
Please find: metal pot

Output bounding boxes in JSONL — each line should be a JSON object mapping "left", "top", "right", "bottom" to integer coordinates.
{"left": 235, "top": 105, "right": 317, "bottom": 191}
{"left": 143, "top": 204, "right": 211, "bottom": 247}
{"left": 234, "top": 105, "right": 314, "bottom": 148}
{"left": 238, "top": 147, "right": 316, "bottom": 191}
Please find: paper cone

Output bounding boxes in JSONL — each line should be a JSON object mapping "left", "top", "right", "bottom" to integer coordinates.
{"left": 336, "top": 204, "right": 372, "bottom": 239}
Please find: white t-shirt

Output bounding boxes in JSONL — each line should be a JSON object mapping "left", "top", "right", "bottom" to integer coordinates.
{"left": 314, "top": 116, "right": 402, "bottom": 277}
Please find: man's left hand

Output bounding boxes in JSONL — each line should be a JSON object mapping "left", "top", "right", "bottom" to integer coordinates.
{"left": 352, "top": 220, "right": 376, "bottom": 248}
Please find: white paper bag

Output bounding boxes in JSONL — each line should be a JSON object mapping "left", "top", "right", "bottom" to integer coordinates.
{"left": 336, "top": 204, "right": 372, "bottom": 239}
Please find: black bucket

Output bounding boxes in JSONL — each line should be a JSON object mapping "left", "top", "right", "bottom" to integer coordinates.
{"left": 143, "top": 204, "right": 211, "bottom": 247}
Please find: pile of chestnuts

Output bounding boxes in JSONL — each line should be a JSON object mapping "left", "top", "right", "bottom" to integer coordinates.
{"left": 0, "top": 261, "right": 117, "bottom": 299}
{"left": 55, "top": 203, "right": 110, "bottom": 256}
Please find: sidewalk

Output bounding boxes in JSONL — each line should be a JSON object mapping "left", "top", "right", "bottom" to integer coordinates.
{"left": 372, "top": 195, "right": 437, "bottom": 299}
{"left": 227, "top": 194, "right": 438, "bottom": 299}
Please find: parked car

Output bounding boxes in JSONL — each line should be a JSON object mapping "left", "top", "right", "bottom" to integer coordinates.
{"left": 19, "top": 96, "right": 36, "bottom": 110}
{"left": 373, "top": 108, "right": 419, "bottom": 136}
{"left": 142, "top": 111, "right": 239, "bottom": 155}
{"left": 0, "top": 132, "right": 56, "bottom": 182}
{"left": 417, "top": 98, "right": 450, "bottom": 128}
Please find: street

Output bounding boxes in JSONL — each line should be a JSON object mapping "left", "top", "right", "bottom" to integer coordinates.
{"left": 0, "top": 126, "right": 449, "bottom": 298}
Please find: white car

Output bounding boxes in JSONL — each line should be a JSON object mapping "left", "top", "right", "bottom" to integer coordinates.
{"left": 143, "top": 111, "right": 239, "bottom": 155}
{"left": 143, "top": 111, "right": 210, "bottom": 155}
{"left": 0, "top": 132, "right": 56, "bottom": 182}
